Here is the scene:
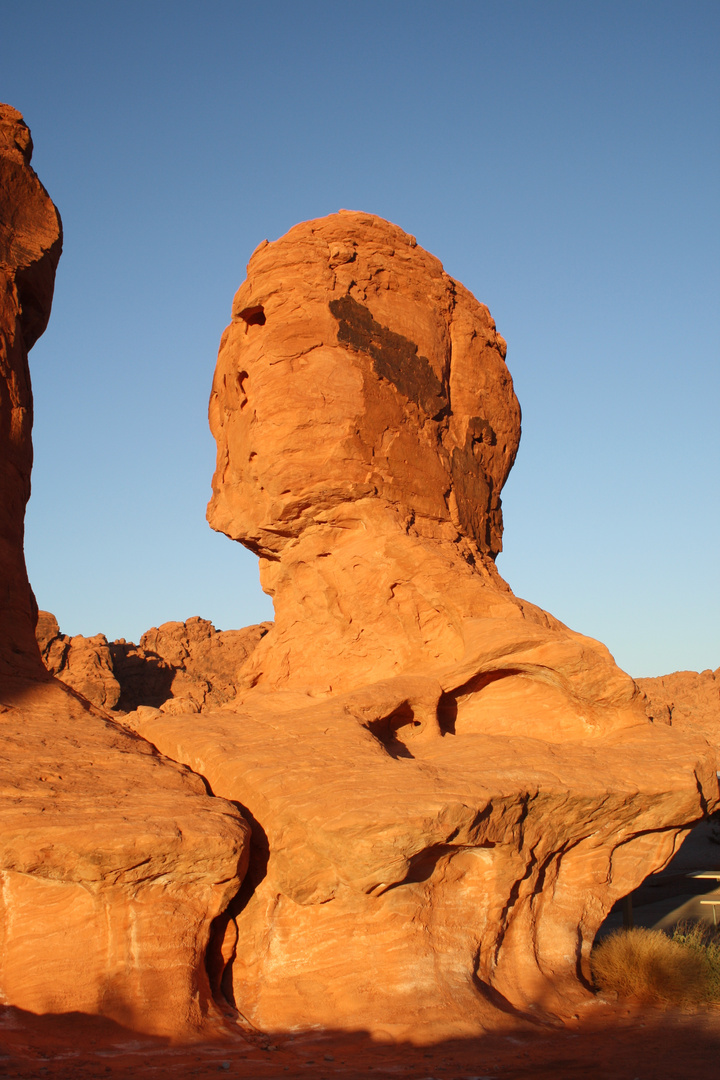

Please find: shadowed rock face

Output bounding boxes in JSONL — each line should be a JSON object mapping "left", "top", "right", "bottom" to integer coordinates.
{"left": 0, "top": 105, "right": 62, "bottom": 677}
{"left": 128, "top": 212, "right": 719, "bottom": 1039}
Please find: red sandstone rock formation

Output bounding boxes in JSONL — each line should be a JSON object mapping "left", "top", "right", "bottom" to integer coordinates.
{"left": 0, "top": 106, "right": 61, "bottom": 678}
{"left": 36, "top": 611, "right": 270, "bottom": 712}
{"left": 36, "top": 610, "right": 122, "bottom": 708}
{"left": 0, "top": 681, "right": 249, "bottom": 1034}
{"left": 638, "top": 667, "right": 720, "bottom": 757}
{"left": 0, "top": 106, "right": 250, "bottom": 1036}
{"left": 127, "top": 616, "right": 270, "bottom": 711}
{"left": 128, "top": 212, "right": 719, "bottom": 1038}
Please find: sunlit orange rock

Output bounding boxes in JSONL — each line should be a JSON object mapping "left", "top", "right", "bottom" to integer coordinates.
{"left": 126, "top": 615, "right": 270, "bottom": 711}
{"left": 36, "top": 610, "right": 270, "bottom": 713}
{"left": 130, "top": 212, "right": 719, "bottom": 1039}
{"left": 0, "top": 105, "right": 250, "bottom": 1036}
{"left": 639, "top": 667, "right": 720, "bottom": 759}
{"left": 0, "top": 679, "right": 249, "bottom": 1035}
{"left": 36, "top": 610, "right": 122, "bottom": 708}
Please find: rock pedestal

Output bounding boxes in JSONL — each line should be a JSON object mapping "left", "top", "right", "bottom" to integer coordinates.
{"left": 130, "top": 212, "right": 718, "bottom": 1037}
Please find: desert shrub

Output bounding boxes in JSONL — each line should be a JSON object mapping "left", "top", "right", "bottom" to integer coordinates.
{"left": 671, "top": 920, "right": 720, "bottom": 1001}
{"left": 590, "top": 926, "right": 710, "bottom": 1005}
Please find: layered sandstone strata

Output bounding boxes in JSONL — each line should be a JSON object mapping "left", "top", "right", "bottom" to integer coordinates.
{"left": 129, "top": 212, "right": 719, "bottom": 1038}
{"left": 0, "top": 105, "right": 250, "bottom": 1036}
{"left": 0, "top": 679, "right": 249, "bottom": 1034}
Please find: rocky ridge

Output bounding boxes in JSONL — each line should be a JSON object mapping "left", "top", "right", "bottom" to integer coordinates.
{"left": 639, "top": 667, "right": 720, "bottom": 760}
{"left": 36, "top": 609, "right": 270, "bottom": 713}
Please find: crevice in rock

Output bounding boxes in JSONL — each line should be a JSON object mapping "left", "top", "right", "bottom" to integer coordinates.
{"left": 363, "top": 701, "right": 418, "bottom": 759}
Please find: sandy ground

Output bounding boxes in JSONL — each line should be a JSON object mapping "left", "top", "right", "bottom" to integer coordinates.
{"left": 2, "top": 1000, "right": 720, "bottom": 1080}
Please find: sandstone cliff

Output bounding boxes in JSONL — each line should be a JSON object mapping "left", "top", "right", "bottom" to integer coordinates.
{"left": 0, "top": 105, "right": 250, "bottom": 1036}
{"left": 0, "top": 105, "right": 61, "bottom": 678}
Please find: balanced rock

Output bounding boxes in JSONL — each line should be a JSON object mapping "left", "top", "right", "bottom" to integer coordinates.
{"left": 130, "top": 212, "right": 719, "bottom": 1039}
{"left": 0, "top": 107, "right": 250, "bottom": 1036}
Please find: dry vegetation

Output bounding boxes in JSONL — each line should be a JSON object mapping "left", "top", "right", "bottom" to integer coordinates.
{"left": 591, "top": 922, "right": 720, "bottom": 1005}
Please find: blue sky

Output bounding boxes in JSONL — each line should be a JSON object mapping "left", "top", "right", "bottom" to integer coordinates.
{"left": 3, "top": 0, "right": 718, "bottom": 676}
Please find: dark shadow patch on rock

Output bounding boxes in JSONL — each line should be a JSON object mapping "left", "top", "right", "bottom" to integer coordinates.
{"left": 451, "top": 415, "right": 503, "bottom": 556}
{"left": 330, "top": 294, "right": 447, "bottom": 418}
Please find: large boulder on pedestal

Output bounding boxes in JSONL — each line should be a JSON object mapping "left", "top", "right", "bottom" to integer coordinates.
{"left": 129, "top": 212, "right": 719, "bottom": 1038}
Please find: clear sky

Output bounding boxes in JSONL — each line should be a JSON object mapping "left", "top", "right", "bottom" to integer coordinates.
{"left": 3, "top": 0, "right": 718, "bottom": 677}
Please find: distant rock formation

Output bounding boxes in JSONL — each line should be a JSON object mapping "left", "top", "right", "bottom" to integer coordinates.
{"left": 128, "top": 212, "right": 719, "bottom": 1038}
{"left": 0, "top": 106, "right": 249, "bottom": 1037}
{"left": 36, "top": 611, "right": 271, "bottom": 712}
{"left": 638, "top": 667, "right": 720, "bottom": 759}
{"left": 36, "top": 610, "right": 122, "bottom": 708}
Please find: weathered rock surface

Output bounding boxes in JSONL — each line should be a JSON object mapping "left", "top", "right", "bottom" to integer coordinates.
{"left": 639, "top": 667, "right": 720, "bottom": 757}
{"left": 126, "top": 616, "right": 270, "bottom": 712}
{"left": 36, "top": 610, "right": 122, "bottom": 709}
{"left": 36, "top": 610, "right": 270, "bottom": 712}
{"left": 0, "top": 677, "right": 249, "bottom": 1035}
{"left": 0, "top": 105, "right": 62, "bottom": 678}
{"left": 0, "top": 107, "right": 251, "bottom": 1037}
{"left": 131, "top": 688, "right": 714, "bottom": 1038}
{"left": 129, "top": 212, "right": 719, "bottom": 1038}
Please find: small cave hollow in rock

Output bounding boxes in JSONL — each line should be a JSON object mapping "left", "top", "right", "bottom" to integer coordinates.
{"left": 238, "top": 305, "right": 266, "bottom": 326}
